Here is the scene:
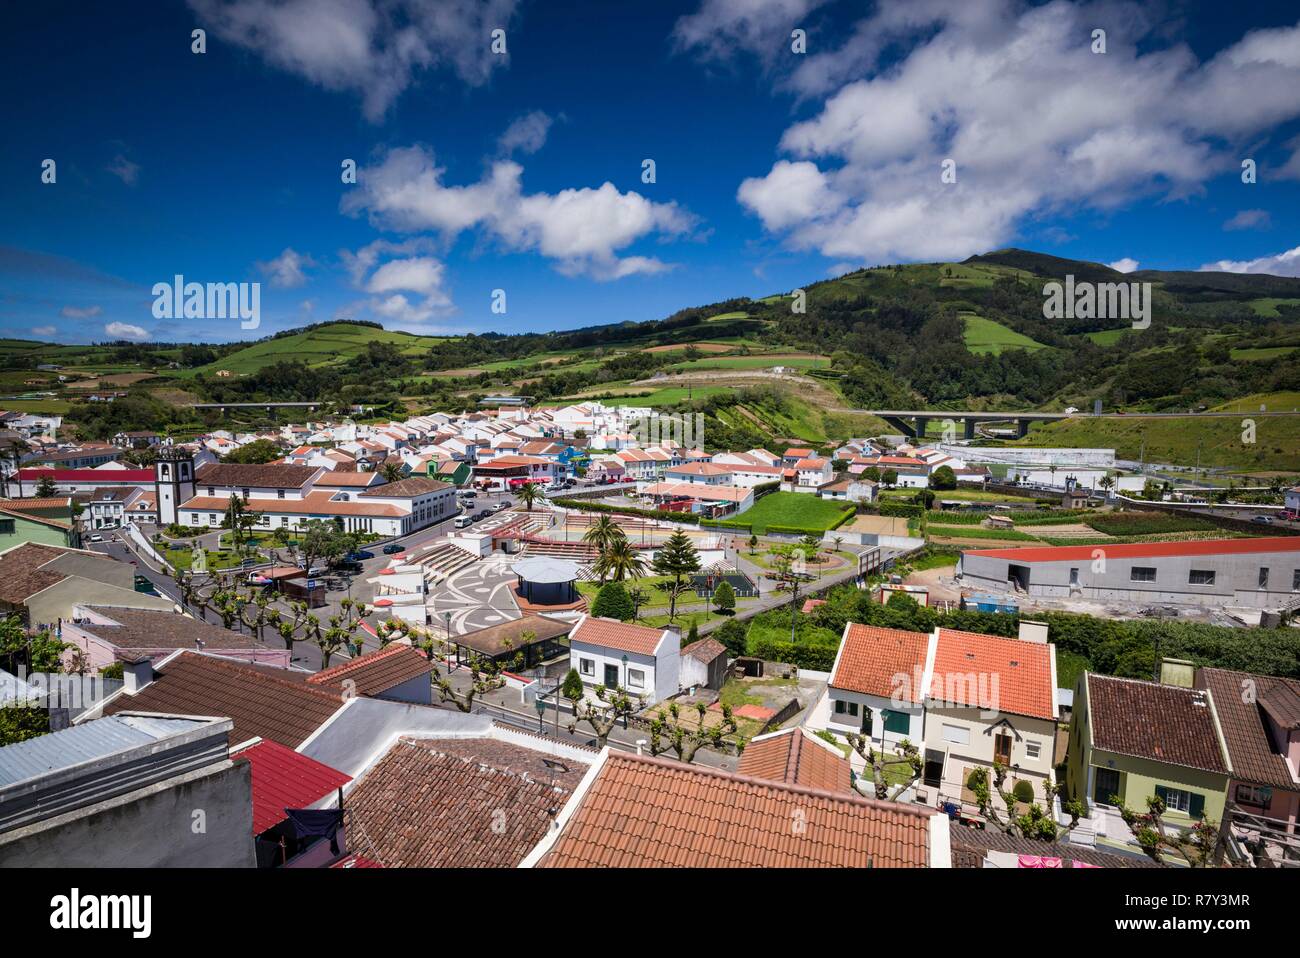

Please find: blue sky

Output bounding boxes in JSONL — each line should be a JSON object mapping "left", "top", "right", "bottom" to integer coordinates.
{"left": 3, "top": 0, "right": 1300, "bottom": 345}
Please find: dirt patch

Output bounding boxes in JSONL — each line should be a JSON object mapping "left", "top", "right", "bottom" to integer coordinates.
{"left": 928, "top": 534, "right": 1034, "bottom": 548}
{"left": 1019, "top": 523, "right": 1108, "bottom": 538}
{"left": 903, "top": 565, "right": 962, "bottom": 603}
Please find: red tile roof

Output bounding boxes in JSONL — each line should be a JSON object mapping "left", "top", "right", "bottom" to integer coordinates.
{"left": 831, "top": 624, "right": 930, "bottom": 702}
{"left": 965, "top": 536, "right": 1300, "bottom": 563}
{"left": 1196, "top": 668, "right": 1300, "bottom": 790}
{"left": 17, "top": 468, "right": 154, "bottom": 483}
{"left": 232, "top": 738, "right": 352, "bottom": 834}
{"left": 344, "top": 737, "right": 590, "bottom": 867}
{"left": 571, "top": 616, "right": 667, "bottom": 656}
{"left": 307, "top": 643, "right": 433, "bottom": 697}
{"left": 1087, "top": 673, "right": 1227, "bottom": 774}
{"left": 738, "top": 727, "right": 852, "bottom": 793}
{"left": 103, "top": 651, "right": 344, "bottom": 748}
{"left": 929, "top": 629, "right": 1055, "bottom": 721}
{"left": 536, "top": 751, "right": 936, "bottom": 867}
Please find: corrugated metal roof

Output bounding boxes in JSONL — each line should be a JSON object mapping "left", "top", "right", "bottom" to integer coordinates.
{"left": 0, "top": 715, "right": 207, "bottom": 788}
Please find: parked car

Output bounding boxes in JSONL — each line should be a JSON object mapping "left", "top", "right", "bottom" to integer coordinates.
{"left": 382, "top": 543, "right": 404, "bottom": 555}
{"left": 476, "top": 510, "right": 492, "bottom": 520}
{"left": 87, "top": 533, "right": 104, "bottom": 543}
{"left": 1252, "top": 515, "right": 1274, "bottom": 524}
{"left": 459, "top": 489, "right": 477, "bottom": 499}
{"left": 494, "top": 500, "right": 512, "bottom": 511}
{"left": 1280, "top": 510, "right": 1297, "bottom": 521}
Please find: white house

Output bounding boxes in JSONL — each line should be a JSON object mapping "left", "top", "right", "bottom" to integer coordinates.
{"left": 568, "top": 615, "right": 680, "bottom": 705}
{"left": 807, "top": 623, "right": 930, "bottom": 750}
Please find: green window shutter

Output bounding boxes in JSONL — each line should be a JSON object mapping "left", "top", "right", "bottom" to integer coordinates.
{"left": 884, "top": 710, "right": 910, "bottom": 734}
{"left": 1189, "top": 793, "right": 1205, "bottom": 820}
{"left": 1154, "top": 785, "right": 1168, "bottom": 805}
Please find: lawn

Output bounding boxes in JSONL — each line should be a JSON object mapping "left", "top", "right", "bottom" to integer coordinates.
{"left": 1083, "top": 328, "right": 1132, "bottom": 346}
{"left": 1230, "top": 346, "right": 1298, "bottom": 361}
{"left": 962, "top": 313, "right": 1051, "bottom": 355}
{"left": 185, "top": 322, "right": 451, "bottom": 377}
{"left": 707, "top": 492, "right": 854, "bottom": 535}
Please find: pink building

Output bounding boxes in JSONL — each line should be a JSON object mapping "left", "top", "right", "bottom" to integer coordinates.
{"left": 62, "top": 605, "right": 291, "bottom": 670}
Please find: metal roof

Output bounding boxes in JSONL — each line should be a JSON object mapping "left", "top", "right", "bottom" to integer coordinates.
{"left": 0, "top": 714, "right": 209, "bottom": 789}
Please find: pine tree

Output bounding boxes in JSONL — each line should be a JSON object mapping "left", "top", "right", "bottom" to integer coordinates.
{"left": 714, "top": 580, "right": 736, "bottom": 615}
{"left": 651, "top": 529, "right": 701, "bottom": 621}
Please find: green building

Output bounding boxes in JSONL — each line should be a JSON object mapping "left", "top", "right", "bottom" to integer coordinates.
{"left": 1066, "top": 669, "right": 1232, "bottom": 843}
{"left": 0, "top": 500, "right": 80, "bottom": 549}
{"left": 430, "top": 459, "right": 470, "bottom": 487}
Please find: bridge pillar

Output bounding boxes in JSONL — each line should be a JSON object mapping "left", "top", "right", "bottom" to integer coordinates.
{"left": 963, "top": 418, "right": 977, "bottom": 440}
{"left": 1015, "top": 418, "right": 1030, "bottom": 439}
{"left": 914, "top": 417, "right": 929, "bottom": 439}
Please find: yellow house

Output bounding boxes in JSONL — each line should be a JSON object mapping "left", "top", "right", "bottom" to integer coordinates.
{"left": 1066, "top": 671, "right": 1232, "bottom": 846}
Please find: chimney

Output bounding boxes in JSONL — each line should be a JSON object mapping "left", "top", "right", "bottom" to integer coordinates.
{"left": 635, "top": 739, "right": 647, "bottom": 756}
{"left": 122, "top": 656, "right": 154, "bottom": 694}
{"left": 1018, "top": 620, "right": 1049, "bottom": 644}
{"left": 1159, "top": 657, "right": 1196, "bottom": 688}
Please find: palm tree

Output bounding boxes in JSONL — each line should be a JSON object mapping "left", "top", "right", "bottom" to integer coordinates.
{"left": 582, "top": 514, "right": 622, "bottom": 555}
{"left": 517, "top": 481, "right": 541, "bottom": 512}
{"left": 594, "top": 537, "right": 648, "bottom": 583}
{"left": 380, "top": 462, "right": 405, "bottom": 483}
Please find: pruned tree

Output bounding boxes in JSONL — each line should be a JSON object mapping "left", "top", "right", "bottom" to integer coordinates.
{"left": 967, "top": 764, "right": 1084, "bottom": 843}
{"left": 844, "top": 732, "right": 922, "bottom": 800}
{"left": 1112, "top": 793, "right": 1224, "bottom": 867}
{"left": 647, "top": 700, "right": 742, "bottom": 765}
{"left": 566, "top": 683, "right": 639, "bottom": 748}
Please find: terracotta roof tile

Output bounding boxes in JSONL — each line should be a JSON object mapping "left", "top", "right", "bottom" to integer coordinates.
{"left": 307, "top": 643, "right": 433, "bottom": 697}
{"left": 344, "top": 737, "right": 589, "bottom": 867}
{"left": 79, "top": 606, "right": 269, "bottom": 652}
{"left": 831, "top": 624, "right": 930, "bottom": 701}
{"left": 738, "top": 727, "right": 852, "bottom": 794}
{"left": 359, "top": 477, "right": 452, "bottom": 497}
{"left": 571, "top": 616, "right": 666, "bottom": 657}
{"left": 1195, "top": 668, "right": 1298, "bottom": 788}
{"left": 103, "top": 651, "right": 343, "bottom": 748}
{"left": 195, "top": 463, "right": 319, "bottom": 488}
{"left": 930, "top": 629, "right": 1055, "bottom": 721}
{"left": 537, "top": 751, "right": 935, "bottom": 868}
{"left": 1087, "top": 673, "right": 1227, "bottom": 774}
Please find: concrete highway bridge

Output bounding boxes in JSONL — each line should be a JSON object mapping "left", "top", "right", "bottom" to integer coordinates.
{"left": 862, "top": 410, "right": 1070, "bottom": 439}
{"left": 189, "top": 401, "right": 325, "bottom": 417}
{"left": 858, "top": 408, "right": 1300, "bottom": 439}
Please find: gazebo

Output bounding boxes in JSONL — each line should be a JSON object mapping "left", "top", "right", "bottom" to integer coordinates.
{"left": 511, "top": 556, "right": 581, "bottom": 606}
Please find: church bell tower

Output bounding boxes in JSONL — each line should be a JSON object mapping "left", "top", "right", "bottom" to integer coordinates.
{"left": 155, "top": 445, "right": 196, "bottom": 527}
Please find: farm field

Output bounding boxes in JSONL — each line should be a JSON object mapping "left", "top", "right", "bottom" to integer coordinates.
{"left": 1231, "top": 346, "right": 1298, "bottom": 361}
{"left": 184, "top": 323, "right": 450, "bottom": 377}
{"left": 1082, "top": 328, "right": 1132, "bottom": 346}
{"left": 666, "top": 354, "right": 831, "bottom": 372}
{"left": 962, "top": 313, "right": 1051, "bottom": 354}
{"left": 1246, "top": 298, "right": 1300, "bottom": 317}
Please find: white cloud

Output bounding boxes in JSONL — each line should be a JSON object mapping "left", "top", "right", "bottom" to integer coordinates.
{"left": 342, "top": 145, "right": 696, "bottom": 280}
{"left": 31, "top": 325, "right": 57, "bottom": 337}
{"left": 1200, "top": 245, "right": 1300, "bottom": 277}
{"left": 105, "top": 322, "right": 150, "bottom": 341}
{"left": 189, "top": 0, "right": 520, "bottom": 121}
{"left": 256, "top": 247, "right": 315, "bottom": 288}
{"left": 732, "top": 1, "right": 1300, "bottom": 263}
{"left": 673, "top": 0, "right": 831, "bottom": 65}
{"left": 1223, "top": 209, "right": 1271, "bottom": 231}
{"left": 1109, "top": 258, "right": 1140, "bottom": 273}
{"left": 60, "top": 305, "right": 102, "bottom": 319}
{"left": 342, "top": 239, "right": 455, "bottom": 324}
{"left": 498, "top": 110, "right": 555, "bottom": 155}
{"left": 106, "top": 155, "right": 140, "bottom": 185}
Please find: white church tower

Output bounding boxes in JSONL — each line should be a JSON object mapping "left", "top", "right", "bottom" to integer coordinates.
{"left": 155, "top": 445, "right": 196, "bottom": 527}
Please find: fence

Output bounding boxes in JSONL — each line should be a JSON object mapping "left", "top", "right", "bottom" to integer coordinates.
{"left": 122, "top": 522, "right": 172, "bottom": 571}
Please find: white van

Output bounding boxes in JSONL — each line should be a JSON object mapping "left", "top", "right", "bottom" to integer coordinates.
{"left": 454, "top": 515, "right": 473, "bottom": 529}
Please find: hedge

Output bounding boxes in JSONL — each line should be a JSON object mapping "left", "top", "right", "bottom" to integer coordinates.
{"left": 747, "top": 635, "right": 838, "bottom": 671}
{"left": 551, "top": 498, "right": 700, "bottom": 524}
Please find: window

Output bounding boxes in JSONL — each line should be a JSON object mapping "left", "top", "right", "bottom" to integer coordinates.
{"left": 1154, "top": 785, "right": 1203, "bottom": 817}
{"left": 1235, "top": 784, "right": 1271, "bottom": 808}
{"left": 994, "top": 732, "right": 1013, "bottom": 766}
{"left": 1294, "top": 569, "right": 1300, "bottom": 591}
{"left": 0, "top": 518, "right": 14, "bottom": 534}
{"left": 1188, "top": 569, "right": 1216, "bottom": 586}
{"left": 241, "top": 488, "right": 250, "bottom": 497}
{"left": 1258, "top": 567, "right": 1269, "bottom": 589}
{"left": 834, "top": 699, "right": 845, "bottom": 714}
{"left": 941, "top": 724, "right": 969, "bottom": 745}
{"left": 1130, "top": 567, "right": 1157, "bottom": 582}
{"left": 883, "top": 710, "right": 910, "bottom": 735}
{"left": 626, "top": 668, "right": 646, "bottom": 690}
{"left": 277, "top": 489, "right": 285, "bottom": 499}
{"left": 206, "top": 487, "right": 215, "bottom": 496}
{"left": 579, "top": 658, "right": 594, "bottom": 677}
{"left": 1025, "top": 740, "right": 1041, "bottom": 760}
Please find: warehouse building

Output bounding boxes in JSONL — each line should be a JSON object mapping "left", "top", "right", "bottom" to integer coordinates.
{"left": 958, "top": 537, "right": 1300, "bottom": 610}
